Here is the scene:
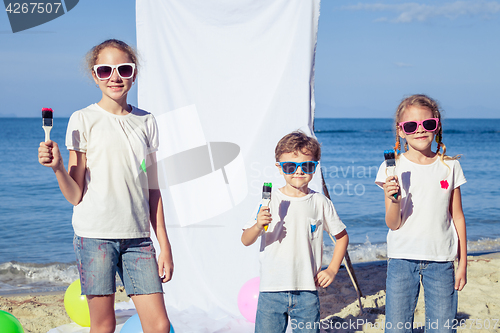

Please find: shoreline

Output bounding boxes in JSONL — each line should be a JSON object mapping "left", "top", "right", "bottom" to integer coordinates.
{"left": 2, "top": 249, "right": 498, "bottom": 297}
{"left": 1, "top": 252, "right": 499, "bottom": 332}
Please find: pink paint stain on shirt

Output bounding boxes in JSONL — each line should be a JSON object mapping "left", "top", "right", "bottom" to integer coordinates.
{"left": 440, "top": 180, "right": 449, "bottom": 190}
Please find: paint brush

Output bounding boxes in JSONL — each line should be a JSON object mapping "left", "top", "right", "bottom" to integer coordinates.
{"left": 42, "top": 108, "right": 53, "bottom": 142}
{"left": 384, "top": 149, "right": 398, "bottom": 199}
{"left": 261, "top": 182, "right": 272, "bottom": 231}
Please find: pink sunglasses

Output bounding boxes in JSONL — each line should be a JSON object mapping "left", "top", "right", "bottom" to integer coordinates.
{"left": 398, "top": 118, "right": 439, "bottom": 134}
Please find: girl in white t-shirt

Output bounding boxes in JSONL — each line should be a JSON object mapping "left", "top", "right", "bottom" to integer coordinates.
{"left": 375, "top": 94, "right": 467, "bottom": 333}
{"left": 38, "top": 39, "right": 173, "bottom": 332}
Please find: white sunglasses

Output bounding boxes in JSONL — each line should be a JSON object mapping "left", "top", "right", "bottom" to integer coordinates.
{"left": 93, "top": 63, "right": 136, "bottom": 80}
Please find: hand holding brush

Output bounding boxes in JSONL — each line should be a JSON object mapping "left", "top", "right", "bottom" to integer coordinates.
{"left": 38, "top": 140, "right": 63, "bottom": 169}
{"left": 38, "top": 107, "right": 62, "bottom": 169}
{"left": 384, "top": 150, "right": 399, "bottom": 200}
{"left": 256, "top": 183, "right": 272, "bottom": 231}
{"left": 38, "top": 107, "right": 82, "bottom": 205}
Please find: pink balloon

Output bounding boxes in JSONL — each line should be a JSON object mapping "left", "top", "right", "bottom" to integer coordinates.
{"left": 237, "top": 277, "right": 260, "bottom": 323}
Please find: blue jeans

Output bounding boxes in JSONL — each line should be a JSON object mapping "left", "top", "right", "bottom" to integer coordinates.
{"left": 255, "top": 290, "right": 320, "bottom": 333}
{"left": 74, "top": 235, "right": 163, "bottom": 296}
{"left": 385, "top": 259, "right": 458, "bottom": 333}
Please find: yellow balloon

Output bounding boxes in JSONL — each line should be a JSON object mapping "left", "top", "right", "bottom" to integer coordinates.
{"left": 64, "top": 279, "right": 90, "bottom": 327}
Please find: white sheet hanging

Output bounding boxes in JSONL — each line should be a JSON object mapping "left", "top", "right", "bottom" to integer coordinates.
{"left": 136, "top": 0, "right": 321, "bottom": 331}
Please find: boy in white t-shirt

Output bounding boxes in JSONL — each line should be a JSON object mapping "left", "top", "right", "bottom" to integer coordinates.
{"left": 242, "top": 131, "right": 349, "bottom": 333}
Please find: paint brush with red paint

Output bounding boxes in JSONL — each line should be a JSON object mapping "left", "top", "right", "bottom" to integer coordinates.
{"left": 42, "top": 108, "right": 53, "bottom": 142}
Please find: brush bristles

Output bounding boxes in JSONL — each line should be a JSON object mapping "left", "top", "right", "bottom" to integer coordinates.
{"left": 42, "top": 108, "right": 53, "bottom": 119}
{"left": 384, "top": 149, "right": 396, "bottom": 167}
{"left": 262, "top": 183, "right": 272, "bottom": 199}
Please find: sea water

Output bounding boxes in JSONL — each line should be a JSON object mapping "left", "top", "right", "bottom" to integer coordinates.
{"left": 316, "top": 118, "right": 500, "bottom": 264}
{"left": 1, "top": 117, "right": 499, "bottom": 294}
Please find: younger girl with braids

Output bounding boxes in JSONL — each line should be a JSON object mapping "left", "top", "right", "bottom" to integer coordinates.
{"left": 375, "top": 94, "right": 467, "bottom": 332}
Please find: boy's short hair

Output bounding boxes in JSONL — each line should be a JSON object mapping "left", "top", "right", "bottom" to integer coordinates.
{"left": 275, "top": 131, "right": 321, "bottom": 161}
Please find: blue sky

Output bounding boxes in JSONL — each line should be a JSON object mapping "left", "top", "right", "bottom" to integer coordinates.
{"left": 1, "top": 0, "right": 499, "bottom": 118}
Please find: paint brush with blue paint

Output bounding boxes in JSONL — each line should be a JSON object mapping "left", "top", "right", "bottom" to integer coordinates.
{"left": 42, "top": 108, "right": 53, "bottom": 142}
{"left": 384, "top": 149, "right": 398, "bottom": 199}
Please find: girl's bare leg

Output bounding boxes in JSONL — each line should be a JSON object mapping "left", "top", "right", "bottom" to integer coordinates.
{"left": 87, "top": 294, "right": 116, "bottom": 333}
{"left": 132, "top": 293, "right": 170, "bottom": 333}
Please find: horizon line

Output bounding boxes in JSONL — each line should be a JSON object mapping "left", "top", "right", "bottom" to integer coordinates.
{"left": 2, "top": 116, "right": 500, "bottom": 120}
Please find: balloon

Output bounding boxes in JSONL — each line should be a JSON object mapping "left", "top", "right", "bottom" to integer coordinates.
{"left": 0, "top": 310, "right": 24, "bottom": 333}
{"left": 121, "top": 314, "right": 142, "bottom": 333}
{"left": 237, "top": 277, "right": 260, "bottom": 323}
{"left": 121, "top": 313, "right": 175, "bottom": 333}
{"left": 64, "top": 279, "right": 90, "bottom": 327}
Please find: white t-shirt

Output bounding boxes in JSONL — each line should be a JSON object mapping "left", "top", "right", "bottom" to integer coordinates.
{"left": 244, "top": 189, "right": 346, "bottom": 292}
{"left": 65, "top": 104, "right": 159, "bottom": 239}
{"left": 375, "top": 154, "right": 466, "bottom": 261}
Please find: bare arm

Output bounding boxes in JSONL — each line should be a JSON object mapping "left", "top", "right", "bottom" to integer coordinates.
{"left": 147, "top": 152, "right": 173, "bottom": 283}
{"left": 450, "top": 187, "right": 467, "bottom": 291}
{"left": 38, "top": 141, "right": 85, "bottom": 205}
{"left": 315, "top": 229, "right": 348, "bottom": 288}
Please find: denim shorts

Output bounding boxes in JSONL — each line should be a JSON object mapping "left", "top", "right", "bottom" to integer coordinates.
{"left": 73, "top": 235, "right": 163, "bottom": 296}
{"left": 255, "top": 290, "right": 320, "bottom": 333}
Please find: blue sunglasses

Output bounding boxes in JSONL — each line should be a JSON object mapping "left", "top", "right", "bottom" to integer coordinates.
{"left": 279, "top": 161, "right": 319, "bottom": 174}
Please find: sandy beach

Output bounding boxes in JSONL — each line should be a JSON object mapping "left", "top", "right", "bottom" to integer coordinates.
{"left": 1, "top": 253, "right": 499, "bottom": 333}
{"left": 318, "top": 252, "right": 500, "bottom": 332}
{"left": 0, "top": 287, "right": 130, "bottom": 333}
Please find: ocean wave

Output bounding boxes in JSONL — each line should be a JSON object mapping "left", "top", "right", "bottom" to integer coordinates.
{"left": 323, "top": 236, "right": 500, "bottom": 266}
{"left": 0, "top": 261, "right": 78, "bottom": 283}
{"left": 0, "top": 262, "right": 79, "bottom": 294}
{"left": 467, "top": 237, "right": 500, "bottom": 253}
{"left": 1, "top": 237, "right": 500, "bottom": 294}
